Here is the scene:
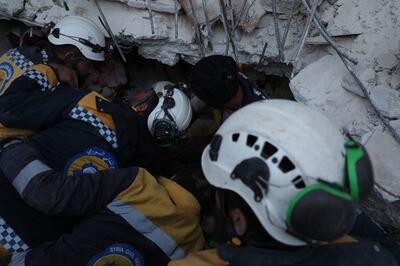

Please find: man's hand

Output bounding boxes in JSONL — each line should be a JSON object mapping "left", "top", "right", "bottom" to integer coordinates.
{"left": 49, "top": 63, "right": 78, "bottom": 89}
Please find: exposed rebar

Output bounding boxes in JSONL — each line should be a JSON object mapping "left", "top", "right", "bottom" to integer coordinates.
{"left": 257, "top": 41, "right": 268, "bottom": 68}
{"left": 0, "top": 10, "right": 43, "bottom": 27}
{"left": 301, "top": 0, "right": 400, "bottom": 145}
{"left": 145, "top": 0, "right": 155, "bottom": 34}
{"left": 233, "top": 0, "right": 248, "bottom": 33}
{"left": 202, "top": 0, "right": 213, "bottom": 36}
{"left": 94, "top": 0, "right": 127, "bottom": 63}
{"left": 174, "top": 0, "right": 179, "bottom": 39}
{"left": 218, "top": 0, "right": 238, "bottom": 61}
{"left": 301, "top": 0, "right": 358, "bottom": 65}
{"left": 292, "top": 0, "right": 319, "bottom": 63}
{"left": 188, "top": 0, "right": 206, "bottom": 57}
{"left": 281, "top": 0, "right": 298, "bottom": 50}
{"left": 271, "top": 0, "right": 284, "bottom": 62}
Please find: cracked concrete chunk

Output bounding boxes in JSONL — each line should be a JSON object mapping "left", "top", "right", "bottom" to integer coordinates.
{"left": 369, "top": 85, "right": 400, "bottom": 119}
{"left": 365, "top": 126, "right": 400, "bottom": 202}
{"left": 376, "top": 53, "right": 398, "bottom": 70}
{"left": 290, "top": 55, "right": 370, "bottom": 129}
{"left": 341, "top": 67, "right": 375, "bottom": 97}
{"left": 113, "top": 0, "right": 181, "bottom": 14}
{"left": 390, "top": 119, "right": 400, "bottom": 135}
{"left": 390, "top": 67, "right": 400, "bottom": 89}
{"left": 0, "top": 0, "right": 25, "bottom": 15}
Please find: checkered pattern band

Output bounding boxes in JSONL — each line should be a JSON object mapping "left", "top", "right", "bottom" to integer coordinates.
{"left": 0, "top": 217, "right": 29, "bottom": 254}
{"left": 7, "top": 49, "right": 33, "bottom": 71}
{"left": 69, "top": 106, "right": 118, "bottom": 148}
{"left": 23, "top": 70, "right": 55, "bottom": 92}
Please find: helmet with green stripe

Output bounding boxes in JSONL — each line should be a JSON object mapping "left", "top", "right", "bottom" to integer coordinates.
{"left": 201, "top": 100, "right": 374, "bottom": 246}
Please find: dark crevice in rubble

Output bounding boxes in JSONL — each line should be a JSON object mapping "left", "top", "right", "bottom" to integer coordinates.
{"left": 120, "top": 46, "right": 294, "bottom": 101}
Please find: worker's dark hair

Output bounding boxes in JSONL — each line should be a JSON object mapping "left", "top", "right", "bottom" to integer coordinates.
{"left": 50, "top": 43, "right": 82, "bottom": 57}
{"left": 189, "top": 55, "right": 240, "bottom": 108}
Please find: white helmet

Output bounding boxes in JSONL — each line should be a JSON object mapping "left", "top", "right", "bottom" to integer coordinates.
{"left": 48, "top": 16, "right": 106, "bottom": 61}
{"left": 147, "top": 82, "right": 193, "bottom": 146}
{"left": 202, "top": 100, "right": 370, "bottom": 246}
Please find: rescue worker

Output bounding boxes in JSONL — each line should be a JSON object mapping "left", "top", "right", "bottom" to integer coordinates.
{"left": 145, "top": 81, "right": 210, "bottom": 173}
{"left": 189, "top": 55, "right": 267, "bottom": 112}
{"left": 0, "top": 15, "right": 106, "bottom": 138}
{"left": 171, "top": 100, "right": 400, "bottom": 266}
{"left": 0, "top": 71, "right": 170, "bottom": 175}
{"left": 0, "top": 23, "right": 170, "bottom": 176}
{"left": 0, "top": 137, "right": 204, "bottom": 265}
{"left": 147, "top": 81, "right": 193, "bottom": 147}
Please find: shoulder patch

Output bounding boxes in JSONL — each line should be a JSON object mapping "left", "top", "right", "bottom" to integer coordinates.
{"left": 0, "top": 62, "right": 14, "bottom": 94}
{"left": 87, "top": 244, "right": 144, "bottom": 266}
{"left": 63, "top": 147, "right": 118, "bottom": 176}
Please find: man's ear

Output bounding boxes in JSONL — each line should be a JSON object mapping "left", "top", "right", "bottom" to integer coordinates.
{"left": 136, "top": 102, "right": 149, "bottom": 112}
{"left": 60, "top": 51, "right": 75, "bottom": 64}
{"left": 229, "top": 208, "right": 247, "bottom": 236}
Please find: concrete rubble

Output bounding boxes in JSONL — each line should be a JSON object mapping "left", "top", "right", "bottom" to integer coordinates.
{"left": 0, "top": 0, "right": 399, "bottom": 236}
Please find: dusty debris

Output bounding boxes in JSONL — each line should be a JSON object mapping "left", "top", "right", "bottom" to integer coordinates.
{"left": 376, "top": 53, "right": 398, "bottom": 71}
{"left": 341, "top": 67, "right": 375, "bottom": 98}
{"left": 369, "top": 85, "right": 400, "bottom": 119}
{"left": 112, "top": 0, "right": 181, "bottom": 14}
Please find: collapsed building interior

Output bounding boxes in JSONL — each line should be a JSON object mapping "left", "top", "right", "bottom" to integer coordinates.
{"left": 0, "top": 0, "right": 399, "bottom": 240}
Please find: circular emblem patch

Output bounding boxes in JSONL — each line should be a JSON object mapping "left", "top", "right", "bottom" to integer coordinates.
{"left": 88, "top": 244, "right": 144, "bottom": 266}
{"left": 63, "top": 147, "right": 118, "bottom": 176}
{"left": 0, "top": 62, "right": 14, "bottom": 94}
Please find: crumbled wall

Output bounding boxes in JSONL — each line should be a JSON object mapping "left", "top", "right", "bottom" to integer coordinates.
{"left": 1, "top": 0, "right": 399, "bottom": 215}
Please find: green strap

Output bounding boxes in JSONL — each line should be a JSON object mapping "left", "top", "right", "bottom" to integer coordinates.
{"left": 346, "top": 140, "right": 363, "bottom": 201}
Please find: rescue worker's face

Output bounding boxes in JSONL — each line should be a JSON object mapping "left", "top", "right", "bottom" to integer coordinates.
{"left": 129, "top": 88, "right": 158, "bottom": 117}
{"left": 75, "top": 58, "right": 96, "bottom": 78}
{"left": 61, "top": 49, "right": 97, "bottom": 79}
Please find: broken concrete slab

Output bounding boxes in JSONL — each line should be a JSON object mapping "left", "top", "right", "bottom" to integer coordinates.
{"left": 390, "top": 67, "right": 400, "bottom": 89}
{"left": 390, "top": 119, "right": 400, "bottom": 135}
{"left": 365, "top": 126, "right": 400, "bottom": 202}
{"left": 341, "top": 67, "right": 375, "bottom": 97}
{"left": 0, "top": 0, "right": 25, "bottom": 15}
{"left": 376, "top": 53, "right": 398, "bottom": 70}
{"left": 369, "top": 85, "right": 400, "bottom": 119}
{"left": 112, "top": 0, "right": 181, "bottom": 14}
{"left": 290, "top": 55, "right": 371, "bottom": 129}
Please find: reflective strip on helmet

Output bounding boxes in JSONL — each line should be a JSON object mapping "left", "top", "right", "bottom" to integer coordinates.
{"left": 107, "top": 199, "right": 186, "bottom": 260}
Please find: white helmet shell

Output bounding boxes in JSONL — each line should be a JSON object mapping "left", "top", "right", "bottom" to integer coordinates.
{"left": 201, "top": 99, "right": 346, "bottom": 246}
{"left": 147, "top": 82, "right": 193, "bottom": 133}
{"left": 48, "top": 16, "right": 106, "bottom": 61}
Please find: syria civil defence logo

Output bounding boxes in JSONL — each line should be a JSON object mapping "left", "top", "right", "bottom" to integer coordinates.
{"left": 88, "top": 244, "right": 144, "bottom": 266}
{"left": 63, "top": 147, "right": 118, "bottom": 176}
{"left": 0, "top": 62, "right": 13, "bottom": 94}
